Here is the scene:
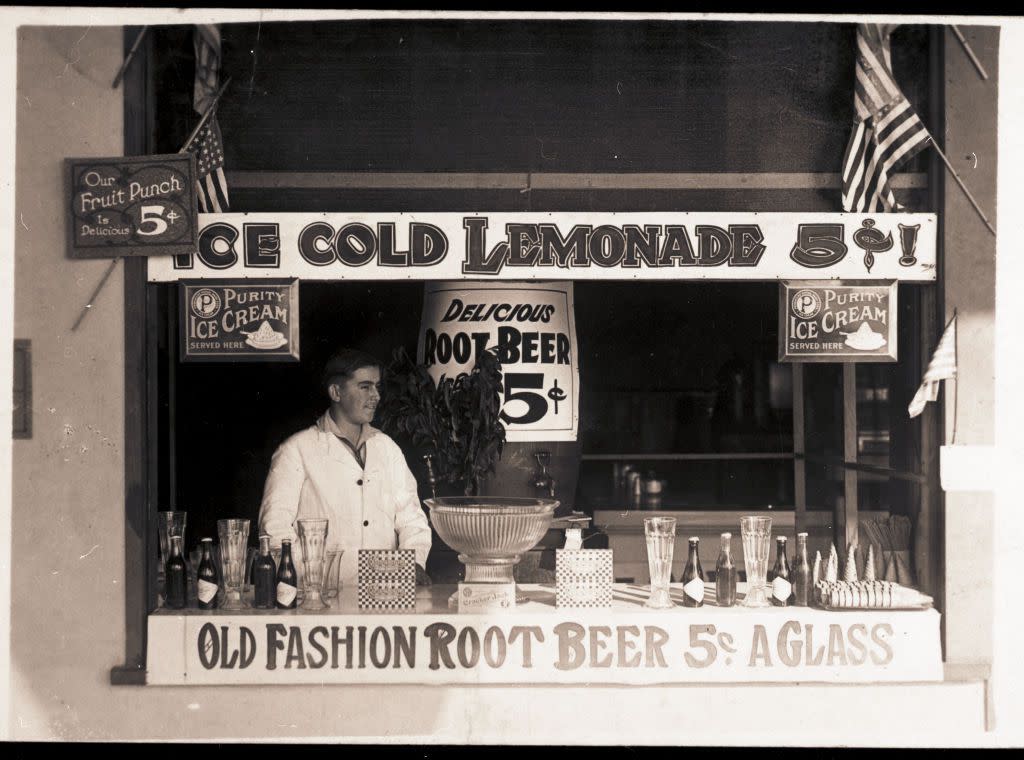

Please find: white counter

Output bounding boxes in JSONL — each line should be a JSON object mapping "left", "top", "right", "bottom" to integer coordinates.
{"left": 148, "top": 582, "right": 942, "bottom": 686}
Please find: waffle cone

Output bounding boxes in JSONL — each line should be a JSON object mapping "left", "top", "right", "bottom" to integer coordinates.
{"left": 825, "top": 543, "right": 839, "bottom": 583}
{"left": 843, "top": 543, "right": 859, "bottom": 582}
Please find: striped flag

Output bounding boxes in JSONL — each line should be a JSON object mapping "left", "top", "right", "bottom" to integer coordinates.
{"left": 193, "top": 117, "right": 230, "bottom": 213}
{"left": 187, "top": 25, "right": 230, "bottom": 212}
{"left": 908, "top": 316, "right": 957, "bottom": 418}
{"left": 193, "top": 25, "right": 221, "bottom": 115}
{"left": 841, "top": 24, "right": 931, "bottom": 213}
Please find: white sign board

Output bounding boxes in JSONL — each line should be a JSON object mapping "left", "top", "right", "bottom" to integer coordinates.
{"left": 147, "top": 212, "right": 937, "bottom": 282}
{"left": 419, "top": 281, "right": 579, "bottom": 441}
{"left": 147, "top": 585, "right": 943, "bottom": 685}
{"left": 940, "top": 445, "right": 996, "bottom": 492}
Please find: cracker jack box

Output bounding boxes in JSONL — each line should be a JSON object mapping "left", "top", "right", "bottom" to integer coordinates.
{"left": 357, "top": 549, "right": 416, "bottom": 610}
{"left": 555, "top": 549, "right": 614, "bottom": 608}
{"left": 457, "top": 582, "right": 517, "bottom": 613}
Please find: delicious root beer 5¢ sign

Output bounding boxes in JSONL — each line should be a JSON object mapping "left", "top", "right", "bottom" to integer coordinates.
{"left": 418, "top": 281, "right": 579, "bottom": 441}
{"left": 779, "top": 281, "right": 898, "bottom": 362}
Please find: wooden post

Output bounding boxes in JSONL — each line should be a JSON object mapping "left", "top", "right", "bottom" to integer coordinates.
{"left": 792, "top": 364, "right": 806, "bottom": 534}
{"left": 167, "top": 288, "right": 178, "bottom": 509}
{"left": 917, "top": 293, "right": 942, "bottom": 602}
{"left": 840, "top": 364, "right": 859, "bottom": 558}
{"left": 110, "top": 26, "right": 153, "bottom": 686}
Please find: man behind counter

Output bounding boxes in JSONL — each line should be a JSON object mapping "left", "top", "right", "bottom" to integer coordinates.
{"left": 258, "top": 348, "right": 432, "bottom": 586}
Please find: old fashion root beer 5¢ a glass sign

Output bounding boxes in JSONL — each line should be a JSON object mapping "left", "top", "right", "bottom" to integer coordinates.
{"left": 66, "top": 154, "right": 199, "bottom": 258}
{"left": 779, "top": 281, "right": 898, "bottom": 363}
{"left": 179, "top": 279, "right": 300, "bottom": 362}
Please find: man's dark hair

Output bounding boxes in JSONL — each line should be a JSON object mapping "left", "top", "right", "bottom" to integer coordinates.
{"left": 321, "top": 348, "right": 383, "bottom": 395}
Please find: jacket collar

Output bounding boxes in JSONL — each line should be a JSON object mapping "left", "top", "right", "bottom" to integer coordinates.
{"left": 315, "top": 411, "right": 381, "bottom": 444}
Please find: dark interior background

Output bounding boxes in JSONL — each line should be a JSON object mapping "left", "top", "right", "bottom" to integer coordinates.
{"left": 152, "top": 20, "right": 932, "bottom": 174}
{"left": 146, "top": 19, "right": 936, "bottom": 550}
{"left": 167, "top": 281, "right": 792, "bottom": 545}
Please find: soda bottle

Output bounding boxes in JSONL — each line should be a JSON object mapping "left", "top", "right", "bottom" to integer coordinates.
{"left": 276, "top": 539, "right": 298, "bottom": 609}
{"left": 715, "top": 532, "right": 737, "bottom": 607}
{"left": 682, "top": 537, "right": 705, "bottom": 607}
{"left": 792, "top": 532, "right": 812, "bottom": 607}
{"left": 197, "top": 538, "right": 220, "bottom": 610}
{"left": 164, "top": 535, "right": 187, "bottom": 609}
{"left": 253, "top": 534, "right": 278, "bottom": 609}
{"left": 771, "top": 536, "right": 793, "bottom": 607}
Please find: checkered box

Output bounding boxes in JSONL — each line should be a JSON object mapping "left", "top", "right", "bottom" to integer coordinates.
{"left": 556, "top": 549, "right": 613, "bottom": 608}
{"left": 358, "top": 549, "right": 416, "bottom": 610}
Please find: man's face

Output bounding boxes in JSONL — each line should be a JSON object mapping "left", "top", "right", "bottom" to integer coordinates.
{"left": 329, "top": 366, "right": 382, "bottom": 426}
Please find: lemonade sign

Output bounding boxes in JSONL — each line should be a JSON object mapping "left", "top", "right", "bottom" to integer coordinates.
{"left": 179, "top": 279, "right": 300, "bottom": 362}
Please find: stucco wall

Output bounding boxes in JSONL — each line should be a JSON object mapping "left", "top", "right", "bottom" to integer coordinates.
{"left": 941, "top": 26, "right": 997, "bottom": 667}
{"left": 12, "top": 26, "right": 128, "bottom": 738}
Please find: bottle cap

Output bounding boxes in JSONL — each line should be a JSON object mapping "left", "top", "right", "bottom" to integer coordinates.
{"left": 721, "top": 532, "right": 731, "bottom": 539}
{"left": 689, "top": 536, "right": 699, "bottom": 542}
{"left": 777, "top": 535, "right": 787, "bottom": 543}
{"left": 797, "top": 532, "right": 808, "bottom": 538}
{"left": 201, "top": 537, "right": 213, "bottom": 544}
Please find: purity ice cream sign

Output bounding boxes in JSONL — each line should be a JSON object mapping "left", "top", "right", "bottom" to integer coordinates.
{"left": 179, "top": 279, "right": 300, "bottom": 362}
{"left": 779, "top": 281, "right": 897, "bottom": 362}
{"left": 419, "top": 282, "right": 579, "bottom": 441}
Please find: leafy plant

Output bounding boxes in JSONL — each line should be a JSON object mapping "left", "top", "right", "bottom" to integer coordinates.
{"left": 377, "top": 346, "right": 506, "bottom": 496}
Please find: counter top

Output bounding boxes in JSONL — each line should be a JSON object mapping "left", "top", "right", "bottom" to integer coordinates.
{"left": 152, "top": 581, "right": 928, "bottom": 616}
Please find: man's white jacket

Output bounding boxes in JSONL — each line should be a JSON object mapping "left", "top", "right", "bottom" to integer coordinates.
{"left": 258, "top": 412, "right": 432, "bottom": 584}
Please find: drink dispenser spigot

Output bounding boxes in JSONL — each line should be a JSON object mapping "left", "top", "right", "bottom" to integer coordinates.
{"left": 531, "top": 451, "right": 556, "bottom": 498}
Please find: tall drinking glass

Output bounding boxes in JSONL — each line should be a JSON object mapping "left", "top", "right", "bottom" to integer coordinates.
{"left": 157, "top": 511, "right": 187, "bottom": 592}
{"left": 323, "top": 548, "right": 344, "bottom": 599}
{"left": 217, "top": 518, "right": 250, "bottom": 610}
{"left": 643, "top": 516, "right": 677, "bottom": 609}
{"left": 740, "top": 516, "right": 773, "bottom": 608}
{"left": 297, "top": 519, "right": 330, "bottom": 610}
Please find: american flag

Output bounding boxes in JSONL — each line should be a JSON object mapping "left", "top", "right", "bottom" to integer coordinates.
{"left": 193, "top": 24, "right": 221, "bottom": 115}
{"left": 908, "top": 316, "right": 957, "bottom": 418}
{"left": 841, "top": 24, "right": 931, "bottom": 213}
{"left": 192, "top": 115, "right": 230, "bottom": 213}
{"left": 187, "top": 24, "right": 230, "bottom": 212}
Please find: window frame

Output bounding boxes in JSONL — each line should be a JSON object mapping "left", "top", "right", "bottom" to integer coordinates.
{"left": 111, "top": 22, "right": 947, "bottom": 683}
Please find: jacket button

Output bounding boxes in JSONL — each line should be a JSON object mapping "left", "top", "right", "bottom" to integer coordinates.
{"left": 363, "top": 520, "right": 369, "bottom": 527}
{"left": 357, "top": 479, "right": 363, "bottom": 486}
